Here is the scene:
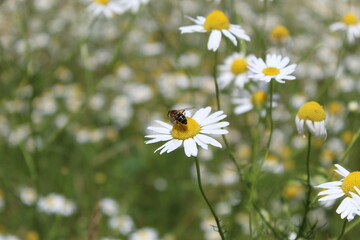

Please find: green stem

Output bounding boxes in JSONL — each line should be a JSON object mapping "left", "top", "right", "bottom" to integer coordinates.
{"left": 261, "top": 79, "right": 274, "bottom": 169}
{"left": 212, "top": 51, "right": 242, "bottom": 179}
{"left": 337, "top": 220, "right": 347, "bottom": 240}
{"left": 345, "top": 217, "right": 360, "bottom": 234}
{"left": 213, "top": 51, "right": 221, "bottom": 110}
{"left": 339, "top": 127, "right": 360, "bottom": 164}
{"left": 194, "top": 157, "right": 226, "bottom": 240}
{"left": 296, "top": 133, "right": 312, "bottom": 239}
{"left": 20, "top": 144, "right": 37, "bottom": 183}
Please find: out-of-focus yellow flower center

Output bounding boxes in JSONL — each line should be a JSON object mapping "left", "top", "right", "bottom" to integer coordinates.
{"left": 271, "top": 25, "right": 290, "bottom": 41}
{"left": 342, "top": 13, "right": 359, "bottom": 25}
{"left": 251, "top": 91, "right": 266, "bottom": 106}
{"left": 262, "top": 67, "right": 280, "bottom": 76}
{"left": 94, "top": 0, "right": 109, "bottom": 5}
{"left": 94, "top": 172, "right": 107, "bottom": 184}
{"left": 328, "top": 101, "right": 342, "bottom": 114}
{"left": 171, "top": 117, "right": 200, "bottom": 140}
{"left": 341, "top": 130, "right": 354, "bottom": 144}
{"left": 203, "top": 11, "right": 230, "bottom": 31}
{"left": 26, "top": 231, "right": 39, "bottom": 240}
{"left": 342, "top": 171, "right": 360, "bottom": 197}
{"left": 297, "top": 101, "right": 326, "bottom": 122}
{"left": 283, "top": 185, "right": 303, "bottom": 199}
{"left": 231, "top": 58, "right": 247, "bottom": 75}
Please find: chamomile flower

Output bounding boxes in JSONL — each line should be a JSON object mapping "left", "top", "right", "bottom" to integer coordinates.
{"left": 145, "top": 107, "right": 229, "bottom": 157}
{"left": 232, "top": 85, "right": 277, "bottom": 115}
{"left": 316, "top": 164, "right": 360, "bottom": 221}
{"left": 295, "top": 101, "right": 327, "bottom": 139}
{"left": 217, "top": 53, "right": 254, "bottom": 89}
{"left": 87, "top": 0, "right": 124, "bottom": 18}
{"left": 233, "top": 89, "right": 266, "bottom": 115}
{"left": 120, "top": 0, "right": 149, "bottom": 13}
{"left": 248, "top": 54, "right": 297, "bottom": 83}
{"left": 129, "top": 227, "right": 159, "bottom": 240}
{"left": 271, "top": 25, "right": 290, "bottom": 42}
{"left": 179, "top": 10, "right": 250, "bottom": 52}
{"left": 330, "top": 13, "right": 360, "bottom": 44}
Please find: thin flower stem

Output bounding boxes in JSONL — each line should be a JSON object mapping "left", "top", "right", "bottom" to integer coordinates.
{"left": 194, "top": 157, "right": 226, "bottom": 240}
{"left": 261, "top": 79, "right": 274, "bottom": 170}
{"left": 337, "top": 220, "right": 347, "bottom": 240}
{"left": 296, "top": 133, "right": 312, "bottom": 239}
{"left": 345, "top": 217, "right": 360, "bottom": 234}
{"left": 339, "top": 127, "right": 360, "bottom": 164}
{"left": 212, "top": 51, "right": 242, "bottom": 179}
{"left": 213, "top": 51, "right": 221, "bottom": 110}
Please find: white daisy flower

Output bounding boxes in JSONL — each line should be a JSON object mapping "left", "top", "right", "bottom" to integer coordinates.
{"left": 247, "top": 54, "right": 297, "bottom": 83}
{"left": 120, "top": 0, "right": 149, "bottom": 13}
{"left": 330, "top": 13, "right": 360, "bottom": 44}
{"left": 179, "top": 10, "right": 250, "bottom": 52}
{"left": 87, "top": 0, "right": 124, "bottom": 18}
{"left": 233, "top": 85, "right": 278, "bottom": 115}
{"left": 295, "top": 101, "right": 327, "bottom": 139}
{"left": 145, "top": 107, "right": 229, "bottom": 157}
{"left": 129, "top": 227, "right": 158, "bottom": 240}
{"left": 218, "top": 52, "right": 254, "bottom": 89}
{"left": 316, "top": 164, "right": 360, "bottom": 221}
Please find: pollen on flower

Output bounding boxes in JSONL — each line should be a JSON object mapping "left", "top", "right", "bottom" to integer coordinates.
{"left": 171, "top": 117, "right": 201, "bottom": 140}
{"left": 342, "top": 13, "right": 359, "bottom": 26}
{"left": 297, "top": 101, "right": 326, "bottom": 122}
{"left": 271, "top": 25, "right": 290, "bottom": 41}
{"left": 251, "top": 91, "right": 266, "bottom": 106}
{"left": 231, "top": 58, "right": 247, "bottom": 75}
{"left": 94, "top": 0, "right": 109, "bottom": 5}
{"left": 341, "top": 171, "right": 360, "bottom": 197}
{"left": 203, "top": 11, "right": 230, "bottom": 31}
{"left": 262, "top": 67, "right": 280, "bottom": 76}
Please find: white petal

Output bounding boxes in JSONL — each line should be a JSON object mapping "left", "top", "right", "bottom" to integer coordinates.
{"left": 207, "top": 30, "right": 222, "bottom": 51}
{"left": 200, "top": 114, "right": 227, "bottom": 126}
{"left": 179, "top": 25, "right": 206, "bottom": 33}
{"left": 165, "top": 139, "right": 183, "bottom": 153}
{"left": 145, "top": 134, "right": 173, "bottom": 144}
{"left": 184, "top": 138, "right": 197, "bottom": 157}
{"left": 318, "top": 188, "right": 344, "bottom": 196}
{"left": 193, "top": 135, "right": 208, "bottom": 150}
{"left": 319, "top": 192, "right": 345, "bottom": 201}
{"left": 192, "top": 107, "right": 212, "bottom": 122}
{"left": 315, "top": 181, "right": 342, "bottom": 189}
{"left": 147, "top": 126, "right": 171, "bottom": 134}
{"left": 201, "top": 129, "right": 228, "bottom": 135}
{"left": 196, "top": 134, "right": 222, "bottom": 148}
{"left": 155, "top": 120, "right": 173, "bottom": 129}
{"left": 335, "top": 164, "right": 350, "bottom": 177}
{"left": 201, "top": 121, "right": 229, "bottom": 130}
{"left": 222, "top": 29, "right": 237, "bottom": 46}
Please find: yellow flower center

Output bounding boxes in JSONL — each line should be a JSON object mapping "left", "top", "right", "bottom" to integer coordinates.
{"left": 297, "top": 101, "right": 326, "bottom": 122}
{"left": 283, "top": 185, "right": 303, "bottom": 199}
{"left": 341, "top": 130, "right": 354, "bottom": 144}
{"left": 94, "top": 0, "right": 109, "bottom": 5}
{"left": 342, "top": 171, "right": 360, "bottom": 197}
{"left": 271, "top": 25, "right": 290, "bottom": 41}
{"left": 262, "top": 67, "right": 280, "bottom": 76}
{"left": 251, "top": 91, "right": 266, "bottom": 106}
{"left": 328, "top": 101, "right": 342, "bottom": 114}
{"left": 203, "top": 11, "right": 230, "bottom": 31}
{"left": 171, "top": 117, "right": 201, "bottom": 140}
{"left": 231, "top": 58, "right": 247, "bottom": 75}
{"left": 342, "top": 13, "right": 359, "bottom": 25}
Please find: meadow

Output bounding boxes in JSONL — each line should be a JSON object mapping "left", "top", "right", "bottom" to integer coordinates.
{"left": 0, "top": 0, "right": 360, "bottom": 239}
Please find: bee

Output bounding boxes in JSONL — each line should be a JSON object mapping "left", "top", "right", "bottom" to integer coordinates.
{"left": 168, "top": 108, "right": 190, "bottom": 125}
